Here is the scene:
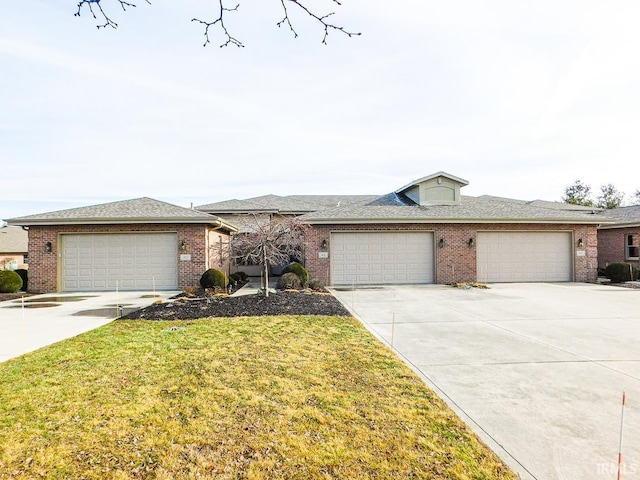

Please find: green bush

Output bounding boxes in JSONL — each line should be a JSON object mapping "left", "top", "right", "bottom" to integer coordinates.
{"left": 0, "top": 270, "right": 23, "bottom": 293}
{"left": 277, "top": 272, "right": 302, "bottom": 290}
{"left": 308, "top": 278, "right": 325, "bottom": 292}
{"left": 14, "top": 269, "right": 28, "bottom": 291}
{"left": 604, "top": 263, "right": 639, "bottom": 283}
{"left": 235, "top": 271, "right": 248, "bottom": 281}
{"left": 229, "top": 273, "right": 242, "bottom": 285}
{"left": 199, "top": 268, "right": 228, "bottom": 289}
{"left": 282, "top": 262, "right": 309, "bottom": 286}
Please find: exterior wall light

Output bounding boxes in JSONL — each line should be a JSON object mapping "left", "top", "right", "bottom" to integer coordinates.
{"left": 45, "top": 241, "right": 52, "bottom": 253}
{"left": 438, "top": 238, "right": 446, "bottom": 248}
{"left": 321, "top": 239, "right": 328, "bottom": 250}
{"left": 577, "top": 238, "right": 584, "bottom": 248}
{"left": 180, "top": 239, "right": 188, "bottom": 251}
{"left": 468, "top": 237, "right": 475, "bottom": 247}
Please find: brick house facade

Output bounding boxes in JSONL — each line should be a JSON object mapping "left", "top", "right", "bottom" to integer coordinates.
{"left": 26, "top": 224, "right": 229, "bottom": 293}
{"left": 304, "top": 223, "right": 599, "bottom": 286}
{"left": 8, "top": 198, "right": 234, "bottom": 294}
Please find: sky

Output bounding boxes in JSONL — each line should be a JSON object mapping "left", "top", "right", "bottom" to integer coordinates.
{"left": 2, "top": 0, "right": 640, "bottom": 222}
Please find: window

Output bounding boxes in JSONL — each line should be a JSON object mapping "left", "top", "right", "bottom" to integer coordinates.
{"left": 23, "top": 253, "right": 28, "bottom": 264}
{"left": 626, "top": 234, "right": 639, "bottom": 260}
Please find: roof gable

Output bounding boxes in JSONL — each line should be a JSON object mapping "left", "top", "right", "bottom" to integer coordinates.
{"left": 396, "top": 172, "right": 469, "bottom": 206}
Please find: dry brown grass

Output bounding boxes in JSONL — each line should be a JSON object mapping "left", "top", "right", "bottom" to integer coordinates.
{"left": 0, "top": 316, "right": 517, "bottom": 479}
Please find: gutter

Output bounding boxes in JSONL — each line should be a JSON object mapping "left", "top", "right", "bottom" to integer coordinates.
{"left": 7, "top": 217, "right": 239, "bottom": 233}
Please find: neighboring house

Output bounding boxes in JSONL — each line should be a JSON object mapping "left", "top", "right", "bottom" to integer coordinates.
{"left": 201, "top": 172, "right": 611, "bottom": 286}
{"left": 0, "top": 225, "right": 28, "bottom": 270}
{"left": 596, "top": 205, "right": 640, "bottom": 269}
{"left": 6, "top": 198, "right": 236, "bottom": 293}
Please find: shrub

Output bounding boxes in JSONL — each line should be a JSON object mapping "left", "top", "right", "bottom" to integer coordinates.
{"left": 0, "top": 270, "right": 23, "bottom": 293}
{"left": 229, "top": 273, "right": 242, "bottom": 285}
{"left": 604, "top": 263, "right": 639, "bottom": 283}
{"left": 235, "top": 271, "right": 248, "bottom": 281}
{"left": 282, "top": 262, "right": 309, "bottom": 286}
{"left": 307, "top": 278, "right": 325, "bottom": 292}
{"left": 277, "top": 272, "right": 302, "bottom": 290}
{"left": 199, "top": 268, "right": 228, "bottom": 289}
{"left": 14, "top": 269, "right": 28, "bottom": 291}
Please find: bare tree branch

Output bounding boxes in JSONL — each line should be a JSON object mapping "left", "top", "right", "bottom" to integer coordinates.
{"left": 75, "top": 0, "right": 149, "bottom": 30}
{"left": 192, "top": 0, "right": 244, "bottom": 48}
{"left": 74, "top": 0, "right": 359, "bottom": 47}
{"left": 277, "top": 0, "right": 361, "bottom": 45}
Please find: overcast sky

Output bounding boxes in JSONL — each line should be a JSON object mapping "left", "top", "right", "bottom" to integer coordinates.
{"left": 2, "top": 1, "right": 640, "bottom": 221}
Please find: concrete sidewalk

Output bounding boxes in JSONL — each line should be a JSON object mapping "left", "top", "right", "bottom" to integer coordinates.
{"left": 0, "top": 291, "right": 178, "bottom": 363}
{"left": 329, "top": 283, "right": 640, "bottom": 480}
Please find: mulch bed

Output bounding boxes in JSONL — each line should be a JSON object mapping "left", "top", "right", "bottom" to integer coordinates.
{"left": 0, "top": 293, "right": 32, "bottom": 302}
{"left": 121, "top": 290, "right": 351, "bottom": 320}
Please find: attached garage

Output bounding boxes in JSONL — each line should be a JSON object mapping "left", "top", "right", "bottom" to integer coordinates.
{"left": 62, "top": 233, "right": 179, "bottom": 291}
{"left": 476, "top": 231, "right": 573, "bottom": 282}
{"left": 331, "top": 232, "right": 434, "bottom": 285}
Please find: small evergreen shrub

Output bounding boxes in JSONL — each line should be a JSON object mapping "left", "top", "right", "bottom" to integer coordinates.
{"left": 308, "top": 278, "right": 325, "bottom": 292}
{"left": 229, "top": 273, "right": 242, "bottom": 285}
{"left": 604, "top": 263, "right": 639, "bottom": 283}
{"left": 0, "top": 270, "right": 23, "bottom": 293}
{"left": 235, "top": 271, "right": 248, "bottom": 281}
{"left": 14, "top": 269, "right": 28, "bottom": 291}
{"left": 282, "top": 262, "right": 309, "bottom": 286}
{"left": 200, "top": 268, "right": 228, "bottom": 289}
{"left": 277, "top": 272, "right": 302, "bottom": 290}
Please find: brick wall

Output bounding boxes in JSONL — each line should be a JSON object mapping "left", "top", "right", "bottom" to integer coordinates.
{"left": 27, "top": 224, "right": 227, "bottom": 293}
{"left": 305, "top": 223, "right": 599, "bottom": 285}
{"left": 597, "top": 227, "right": 640, "bottom": 269}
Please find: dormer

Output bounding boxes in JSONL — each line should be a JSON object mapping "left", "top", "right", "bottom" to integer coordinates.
{"left": 395, "top": 172, "right": 468, "bottom": 206}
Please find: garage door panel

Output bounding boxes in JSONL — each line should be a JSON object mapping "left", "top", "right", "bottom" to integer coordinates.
{"left": 62, "top": 233, "right": 178, "bottom": 291}
{"left": 477, "top": 232, "right": 572, "bottom": 283}
{"left": 331, "top": 232, "right": 434, "bottom": 285}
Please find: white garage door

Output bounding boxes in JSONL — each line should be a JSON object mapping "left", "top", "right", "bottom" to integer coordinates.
{"left": 476, "top": 231, "right": 573, "bottom": 282}
{"left": 331, "top": 232, "right": 434, "bottom": 285}
{"left": 62, "top": 233, "right": 178, "bottom": 291}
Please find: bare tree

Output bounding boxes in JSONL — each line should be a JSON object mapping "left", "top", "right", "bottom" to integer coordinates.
{"left": 211, "top": 214, "right": 308, "bottom": 296}
{"left": 75, "top": 0, "right": 360, "bottom": 47}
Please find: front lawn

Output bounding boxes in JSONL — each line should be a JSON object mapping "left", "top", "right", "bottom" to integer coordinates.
{"left": 0, "top": 316, "right": 517, "bottom": 479}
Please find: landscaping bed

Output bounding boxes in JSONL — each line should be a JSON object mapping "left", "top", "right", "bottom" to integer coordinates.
{"left": 122, "top": 290, "right": 351, "bottom": 320}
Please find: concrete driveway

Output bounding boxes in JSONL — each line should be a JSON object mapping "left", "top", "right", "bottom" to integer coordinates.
{"left": 330, "top": 283, "right": 640, "bottom": 480}
{"left": 0, "top": 291, "right": 178, "bottom": 363}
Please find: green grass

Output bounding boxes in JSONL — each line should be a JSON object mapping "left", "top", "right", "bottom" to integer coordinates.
{"left": 0, "top": 316, "right": 517, "bottom": 479}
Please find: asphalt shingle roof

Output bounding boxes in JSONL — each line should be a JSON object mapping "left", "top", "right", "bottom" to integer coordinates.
{"left": 197, "top": 195, "right": 378, "bottom": 213}
{"left": 6, "top": 197, "right": 233, "bottom": 228}
{"left": 301, "top": 195, "right": 611, "bottom": 224}
{"left": 598, "top": 205, "right": 640, "bottom": 226}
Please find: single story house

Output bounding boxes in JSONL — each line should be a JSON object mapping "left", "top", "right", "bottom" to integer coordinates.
{"left": 6, "top": 198, "right": 236, "bottom": 293}
{"left": 596, "top": 206, "right": 640, "bottom": 269}
{"left": 200, "top": 172, "right": 612, "bottom": 286}
{"left": 0, "top": 225, "right": 29, "bottom": 271}
{"left": 6, "top": 173, "right": 619, "bottom": 293}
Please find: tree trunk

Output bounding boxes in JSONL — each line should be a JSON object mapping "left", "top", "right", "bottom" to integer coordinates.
{"left": 262, "top": 244, "right": 269, "bottom": 297}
